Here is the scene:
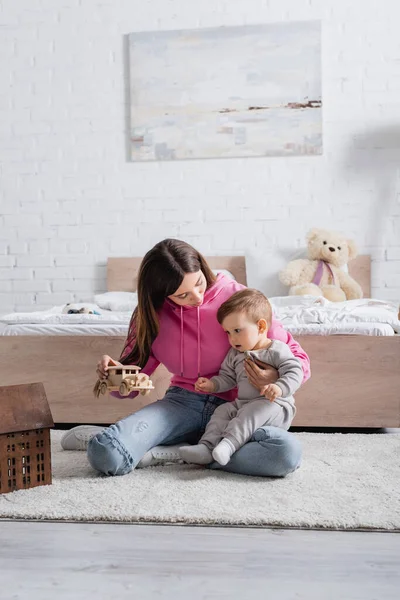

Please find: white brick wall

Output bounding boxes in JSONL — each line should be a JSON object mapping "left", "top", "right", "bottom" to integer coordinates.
{"left": 0, "top": 0, "right": 399, "bottom": 312}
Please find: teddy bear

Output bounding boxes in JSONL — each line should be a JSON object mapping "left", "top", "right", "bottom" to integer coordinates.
{"left": 279, "top": 228, "right": 363, "bottom": 302}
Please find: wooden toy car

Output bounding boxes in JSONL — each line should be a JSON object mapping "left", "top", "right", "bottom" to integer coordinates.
{"left": 93, "top": 365, "right": 154, "bottom": 398}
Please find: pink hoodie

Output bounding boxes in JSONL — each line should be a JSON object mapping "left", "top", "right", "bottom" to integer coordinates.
{"left": 120, "top": 274, "right": 310, "bottom": 402}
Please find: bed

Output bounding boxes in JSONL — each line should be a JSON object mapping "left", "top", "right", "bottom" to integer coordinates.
{"left": 0, "top": 255, "right": 399, "bottom": 428}
{"left": 0, "top": 257, "right": 246, "bottom": 425}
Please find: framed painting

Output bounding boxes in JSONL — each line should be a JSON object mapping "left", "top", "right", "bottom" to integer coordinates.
{"left": 129, "top": 21, "right": 322, "bottom": 161}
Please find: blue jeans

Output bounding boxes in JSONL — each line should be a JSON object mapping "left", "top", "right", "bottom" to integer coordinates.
{"left": 87, "top": 386, "right": 302, "bottom": 478}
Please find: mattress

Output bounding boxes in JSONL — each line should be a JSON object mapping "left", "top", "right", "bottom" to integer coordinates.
{"left": 0, "top": 323, "right": 130, "bottom": 336}
{"left": 1, "top": 321, "right": 394, "bottom": 337}
{"left": 0, "top": 304, "right": 131, "bottom": 336}
{"left": 1, "top": 297, "right": 399, "bottom": 336}
{"left": 285, "top": 322, "right": 396, "bottom": 336}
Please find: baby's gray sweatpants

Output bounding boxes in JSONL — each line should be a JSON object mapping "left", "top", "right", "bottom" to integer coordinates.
{"left": 199, "top": 396, "right": 294, "bottom": 452}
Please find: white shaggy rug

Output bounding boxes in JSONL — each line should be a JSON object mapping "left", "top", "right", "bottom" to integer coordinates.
{"left": 1, "top": 431, "right": 399, "bottom": 530}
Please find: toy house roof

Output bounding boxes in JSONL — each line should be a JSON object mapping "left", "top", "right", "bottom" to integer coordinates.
{"left": 0, "top": 382, "right": 54, "bottom": 435}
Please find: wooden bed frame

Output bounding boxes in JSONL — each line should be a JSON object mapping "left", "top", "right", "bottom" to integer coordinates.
{"left": 0, "top": 255, "right": 399, "bottom": 428}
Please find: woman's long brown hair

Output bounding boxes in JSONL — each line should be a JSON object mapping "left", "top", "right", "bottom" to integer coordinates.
{"left": 120, "top": 239, "right": 216, "bottom": 367}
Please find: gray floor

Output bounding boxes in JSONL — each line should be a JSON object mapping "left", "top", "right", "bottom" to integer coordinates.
{"left": 0, "top": 521, "right": 399, "bottom": 600}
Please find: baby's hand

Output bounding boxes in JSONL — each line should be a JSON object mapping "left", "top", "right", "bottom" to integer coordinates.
{"left": 262, "top": 383, "right": 282, "bottom": 402}
{"left": 195, "top": 377, "right": 215, "bottom": 393}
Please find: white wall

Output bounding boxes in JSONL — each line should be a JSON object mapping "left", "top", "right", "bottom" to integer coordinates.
{"left": 1, "top": 0, "right": 399, "bottom": 312}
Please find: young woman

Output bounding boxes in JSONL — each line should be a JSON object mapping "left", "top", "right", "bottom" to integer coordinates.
{"left": 62, "top": 239, "right": 310, "bottom": 477}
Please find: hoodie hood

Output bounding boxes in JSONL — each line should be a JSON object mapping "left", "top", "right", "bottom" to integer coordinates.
{"left": 164, "top": 271, "right": 231, "bottom": 311}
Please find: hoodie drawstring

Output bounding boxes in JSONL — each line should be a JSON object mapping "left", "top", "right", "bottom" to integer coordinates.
{"left": 197, "top": 306, "right": 201, "bottom": 377}
{"left": 180, "top": 306, "right": 184, "bottom": 377}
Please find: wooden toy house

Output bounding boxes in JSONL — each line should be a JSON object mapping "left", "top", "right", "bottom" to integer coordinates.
{"left": 0, "top": 382, "right": 54, "bottom": 495}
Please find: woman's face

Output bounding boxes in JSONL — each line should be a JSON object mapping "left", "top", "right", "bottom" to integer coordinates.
{"left": 168, "top": 270, "right": 206, "bottom": 307}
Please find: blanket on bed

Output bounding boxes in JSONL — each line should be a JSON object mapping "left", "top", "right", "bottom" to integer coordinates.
{"left": 270, "top": 297, "right": 400, "bottom": 335}
{"left": 0, "top": 305, "right": 131, "bottom": 325}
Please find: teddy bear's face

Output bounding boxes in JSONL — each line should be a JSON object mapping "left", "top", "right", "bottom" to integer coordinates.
{"left": 306, "top": 228, "right": 357, "bottom": 268}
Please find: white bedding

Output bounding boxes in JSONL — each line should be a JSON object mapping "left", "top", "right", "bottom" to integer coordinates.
{"left": 1, "top": 296, "right": 399, "bottom": 336}
{"left": 0, "top": 305, "right": 131, "bottom": 325}
{"left": 1, "top": 321, "right": 393, "bottom": 337}
{"left": 0, "top": 304, "right": 132, "bottom": 335}
{"left": 1, "top": 323, "right": 129, "bottom": 336}
{"left": 270, "top": 296, "right": 400, "bottom": 335}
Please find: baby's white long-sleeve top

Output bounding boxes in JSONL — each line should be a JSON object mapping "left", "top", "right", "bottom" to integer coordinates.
{"left": 210, "top": 340, "right": 303, "bottom": 409}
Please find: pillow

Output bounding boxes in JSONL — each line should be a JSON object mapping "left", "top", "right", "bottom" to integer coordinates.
{"left": 212, "top": 269, "right": 236, "bottom": 280}
{"left": 94, "top": 291, "right": 138, "bottom": 312}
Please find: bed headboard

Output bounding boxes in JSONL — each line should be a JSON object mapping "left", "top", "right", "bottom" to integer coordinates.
{"left": 107, "top": 254, "right": 370, "bottom": 297}
{"left": 107, "top": 256, "right": 247, "bottom": 291}
{"left": 348, "top": 255, "right": 371, "bottom": 298}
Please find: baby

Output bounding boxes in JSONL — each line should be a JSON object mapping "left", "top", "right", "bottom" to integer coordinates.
{"left": 179, "top": 289, "right": 304, "bottom": 466}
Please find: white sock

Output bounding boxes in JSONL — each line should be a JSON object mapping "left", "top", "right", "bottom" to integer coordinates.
{"left": 212, "top": 438, "right": 236, "bottom": 466}
{"left": 179, "top": 444, "right": 213, "bottom": 465}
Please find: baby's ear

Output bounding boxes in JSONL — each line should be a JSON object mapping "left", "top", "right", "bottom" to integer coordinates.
{"left": 347, "top": 239, "right": 358, "bottom": 260}
{"left": 306, "top": 228, "right": 322, "bottom": 243}
{"left": 258, "top": 318, "right": 268, "bottom": 333}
